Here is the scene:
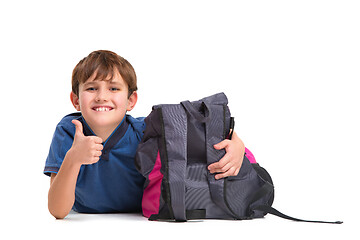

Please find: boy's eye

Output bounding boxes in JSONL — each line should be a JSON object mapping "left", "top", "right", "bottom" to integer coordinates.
{"left": 86, "top": 87, "right": 96, "bottom": 91}
{"left": 110, "top": 88, "right": 120, "bottom": 91}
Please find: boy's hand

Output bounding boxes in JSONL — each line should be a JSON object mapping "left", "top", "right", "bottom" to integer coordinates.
{"left": 69, "top": 120, "right": 104, "bottom": 165}
{"left": 207, "top": 132, "right": 245, "bottom": 180}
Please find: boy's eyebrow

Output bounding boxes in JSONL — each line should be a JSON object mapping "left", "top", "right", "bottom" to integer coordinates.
{"left": 83, "top": 81, "right": 96, "bottom": 86}
{"left": 109, "top": 80, "right": 125, "bottom": 86}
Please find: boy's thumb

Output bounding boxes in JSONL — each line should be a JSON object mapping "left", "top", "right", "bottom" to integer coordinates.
{"left": 214, "top": 140, "right": 228, "bottom": 150}
{"left": 72, "top": 119, "right": 84, "bottom": 137}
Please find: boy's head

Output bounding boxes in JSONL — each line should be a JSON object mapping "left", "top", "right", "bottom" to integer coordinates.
{"left": 72, "top": 50, "right": 137, "bottom": 98}
{"left": 70, "top": 50, "right": 138, "bottom": 138}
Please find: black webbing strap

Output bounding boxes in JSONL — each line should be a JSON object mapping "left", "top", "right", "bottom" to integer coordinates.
{"left": 228, "top": 117, "right": 235, "bottom": 139}
{"left": 149, "top": 209, "right": 206, "bottom": 221}
{"left": 252, "top": 205, "right": 343, "bottom": 224}
{"left": 186, "top": 209, "right": 206, "bottom": 220}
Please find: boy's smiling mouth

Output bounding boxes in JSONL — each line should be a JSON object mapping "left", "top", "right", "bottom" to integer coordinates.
{"left": 92, "top": 106, "right": 114, "bottom": 112}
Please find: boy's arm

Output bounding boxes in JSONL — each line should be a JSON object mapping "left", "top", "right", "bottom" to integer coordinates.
{"left": 47, "top": 120, "right": 103, "bottom": 219}
{"left": 207, "top": 131, "right": 245, "bottom": 180}
{"left": 48, "top": 153, "right": 81, "bottom": 219}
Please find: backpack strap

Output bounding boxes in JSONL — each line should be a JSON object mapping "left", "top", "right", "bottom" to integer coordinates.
{"left": 204, "top": 102, "right": 238, "bottom": 219}
{"left": 252, "top": 205, "right": 343, "bottom": 224}
{"left": 161, "top": 105, "right": 188, "bottom": 221}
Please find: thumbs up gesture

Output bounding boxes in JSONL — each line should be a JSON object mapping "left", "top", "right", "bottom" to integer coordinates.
{"left": 69, "top": 120, "right": 104, "bottom": 165}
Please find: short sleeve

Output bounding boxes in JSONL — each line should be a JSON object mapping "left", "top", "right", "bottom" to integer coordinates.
{"left": 126, "top": 115, "right": 146, "bottom": 141}
{"left": 43, "top": 119, "right": 75, "bottom": 176}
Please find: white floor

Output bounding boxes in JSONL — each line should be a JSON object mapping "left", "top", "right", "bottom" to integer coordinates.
{"left": 3, "top": 204, "right": 352, "bottom": 240}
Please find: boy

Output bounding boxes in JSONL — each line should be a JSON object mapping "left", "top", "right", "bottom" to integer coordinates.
{"left": 44, "top": 50, "right": 245, "bottom": 219}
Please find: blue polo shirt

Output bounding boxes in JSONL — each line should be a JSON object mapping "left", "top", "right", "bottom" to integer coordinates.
{"left": 44, "top": 112, "right": 146, "bottom": 213}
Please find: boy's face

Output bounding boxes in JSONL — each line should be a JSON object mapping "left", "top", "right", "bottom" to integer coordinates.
{"left": 70, "top": 71, "right": 137, "bottom": 134}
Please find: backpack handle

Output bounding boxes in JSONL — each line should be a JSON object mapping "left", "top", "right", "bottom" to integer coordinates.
{"left": 180, "top": 100, "right": 211, "bottom": 123}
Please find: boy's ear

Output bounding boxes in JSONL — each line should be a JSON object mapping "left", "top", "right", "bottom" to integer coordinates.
{"left": 70, "top": 92, "right": 81, "bottom": 111}
{"left": 126, "top": 91, "right": 138, "bottom": 112}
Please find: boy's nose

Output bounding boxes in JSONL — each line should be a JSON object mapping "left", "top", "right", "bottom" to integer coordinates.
{"left": 95, "top": 89, "right": 109, "bottom": 102}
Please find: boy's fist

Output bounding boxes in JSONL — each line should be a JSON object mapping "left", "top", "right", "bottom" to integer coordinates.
{"left": 69, "top": 120, "right": 104, "bottom": 165}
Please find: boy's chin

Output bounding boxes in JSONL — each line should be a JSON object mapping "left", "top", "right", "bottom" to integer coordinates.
{"left": 86, "top": 117, "right": 123, "bottom": 129}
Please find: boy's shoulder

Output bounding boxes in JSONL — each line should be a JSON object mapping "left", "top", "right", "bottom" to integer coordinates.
{"left": 56, "top": 112, "right": 82, "bottom": 131}
{"left": 126, "top": 115, "right": 146, "bottom": 135}
{"left": 62, "top": 112, "right": 82, "bottom": 120}
{"left": 126, "top": 115, "right": 145, "bottom": 125}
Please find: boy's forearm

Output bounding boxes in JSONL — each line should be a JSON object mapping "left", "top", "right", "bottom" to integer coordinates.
{"left": 48, "top": 150, "right": 81, "bottom": 219}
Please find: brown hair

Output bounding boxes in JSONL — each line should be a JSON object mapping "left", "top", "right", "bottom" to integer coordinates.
{"left": 72, "top": 50, "right": 137, "bottom": 98}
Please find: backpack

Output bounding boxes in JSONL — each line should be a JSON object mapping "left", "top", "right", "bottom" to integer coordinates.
{"left": 135, "top": 93, "right": 342, "bottom": 224}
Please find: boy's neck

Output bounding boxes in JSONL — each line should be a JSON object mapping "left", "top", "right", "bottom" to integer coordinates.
{"left": 81, "top": 116, "right": 125, "bottom": 143}
{"left": 91, "top": 126, "right": 116, "bottom": 143}
{"left": 86, "top": 122, "right": 121, "bottom": 143}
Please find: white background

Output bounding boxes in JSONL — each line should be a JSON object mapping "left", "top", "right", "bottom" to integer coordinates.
{"left": 1, "top": 0, "right": 358, "bottom": 239}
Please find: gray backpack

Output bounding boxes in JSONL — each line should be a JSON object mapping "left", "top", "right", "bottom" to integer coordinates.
{"left": 135, "top": 93, "right": 342, "bottom": 223}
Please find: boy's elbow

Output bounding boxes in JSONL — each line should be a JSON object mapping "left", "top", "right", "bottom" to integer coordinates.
{"left": 48, "top": 199, "right": 70, "bottom": 219}
{"left": 48, "top": 208, "right": 69, "bottom": 220}
{"left": 48, "top": 189, "right": 73, "bottom": 219}
{"left": 54, "top": 214, "right": 67, "bottom": 220}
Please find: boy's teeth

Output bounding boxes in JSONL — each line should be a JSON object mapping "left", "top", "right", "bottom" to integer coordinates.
{"left": 95, "top": 107, "right": 110, "bottom": 111}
